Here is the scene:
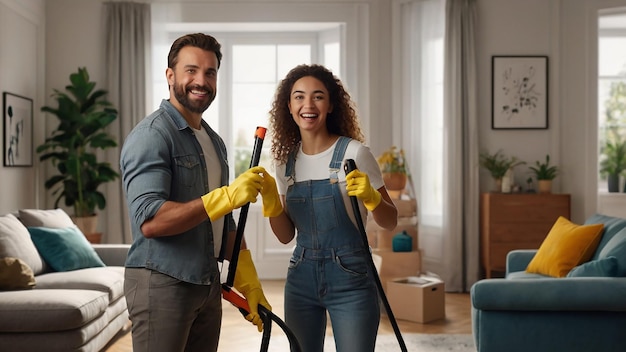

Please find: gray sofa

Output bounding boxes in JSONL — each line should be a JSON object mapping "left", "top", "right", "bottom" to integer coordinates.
{"left": 0, "top": 209, "right": 130, "bottom": 352}
{"left": 471, "top": 213, "right": 626, "bottom": 352}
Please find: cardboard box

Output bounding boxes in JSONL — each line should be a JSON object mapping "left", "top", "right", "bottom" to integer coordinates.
{"left": 368, "top": 216, "right": 418, "bottom": 251}
{"left": 387, "top": 276, "right": 445, "bottom": 323}
{"left": 392, "top": 198, "right": 417, "bottom": 217}
{"left": 373, "top": 249, "right": 421, "bottom": 291}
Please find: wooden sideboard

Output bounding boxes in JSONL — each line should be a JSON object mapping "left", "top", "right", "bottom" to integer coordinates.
{"left": 480, "top": 192, "right": 571, "bottom": 278}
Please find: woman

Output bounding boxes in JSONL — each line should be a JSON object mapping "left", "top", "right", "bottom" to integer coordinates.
{"left": 262, "top": 64, "right": 398, "bottom": 352}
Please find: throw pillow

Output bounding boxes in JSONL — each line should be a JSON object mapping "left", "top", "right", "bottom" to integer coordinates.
{"left": 18, "top": 208, "right": 75, "bottom": 228}
{"left": 27, "top": 226, "right": 105, "bottom": 272}
{"left": 566, "top": 256, "right": 619, "bottom": 277}
{"left": 526, "top": 216, "right": 604, "bottom": 278}
{"left": 0, "top": 214, "right": 46, "bottom": 275}
{"left": 0, "top": 257, "right": 36, "bottom": 290}
{"left": 595, "top": 227, "right": 626, "bottom": 276}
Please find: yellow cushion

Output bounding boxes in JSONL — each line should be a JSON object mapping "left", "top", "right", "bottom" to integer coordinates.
{"left": 526, "top": 216, "right": 604, "bottom": 277}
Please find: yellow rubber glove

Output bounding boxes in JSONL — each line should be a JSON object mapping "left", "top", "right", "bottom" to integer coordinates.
{"left": 346, "top": 169, "right": 382, "bottom": 211}
{"left": 201, "top": 166, "right": 264, "bottom": 221}
{"left": 260, "top": 171, "right": 283, "bottom": 217}
{"left": 234, "top": 249, "right": 272, "bottom": 332}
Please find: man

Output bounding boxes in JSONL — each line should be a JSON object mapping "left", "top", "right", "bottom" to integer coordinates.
{"left": 120, "top": 33, "right": 276, "bottom": 352}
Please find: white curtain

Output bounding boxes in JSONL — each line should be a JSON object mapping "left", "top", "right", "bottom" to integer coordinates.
{"left": 443, "top": 0, "right": 480, "bottom": 291}
{"left": 102, "top": 2, "right": 150, "bottom": 244}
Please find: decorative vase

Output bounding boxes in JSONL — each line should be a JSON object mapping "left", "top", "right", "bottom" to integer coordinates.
{"left": 383, "top": 172, "right": 407, "bottom": 191}
{"left": 537, "top": 180, "right": 552, "bottom": 194}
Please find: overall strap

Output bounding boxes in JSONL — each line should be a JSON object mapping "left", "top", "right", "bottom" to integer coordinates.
{"left": 329, "top": 136, "right": 352, "bottom": 183}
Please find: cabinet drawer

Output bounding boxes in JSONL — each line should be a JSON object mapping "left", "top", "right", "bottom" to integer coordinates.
{"left": 488, "top": 223, "right": 552, "bottom": 243}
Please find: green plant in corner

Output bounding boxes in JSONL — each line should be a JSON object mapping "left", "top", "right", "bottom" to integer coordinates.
{"left": 37, "top": 67, "right": 119, "bottom": 218}
{"left": 529, "top": 154, "right": 559, "bottom": 180}
{"left": 479, "top": 150, "right": 525, "bottom": 180}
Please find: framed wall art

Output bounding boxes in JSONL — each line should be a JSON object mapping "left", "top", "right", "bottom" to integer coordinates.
{"left": 3, "top": 92, "right": 33, "bottom": 167}
{"left": 491, "top": 55, "right": 548, "bottom": 130}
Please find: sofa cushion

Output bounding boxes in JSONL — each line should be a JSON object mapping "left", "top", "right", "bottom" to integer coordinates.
{"left": 526, "top": 216, "right": 604, "bottom": 277}
{"left": 18, "top": 208, "right": 75, "bottom": 228}
{"left": 28, "top": 226, "right": 105, "bottom": 272}
{"left": 567, "top": 256, "right": 619, "bottom": 277}
{"left": 0, "top": 214, "right": 46, "bottom": 275}
{"left": 595, "top": 226, "right": 626, "bottom": 276}
{"left": 0, "top": 289, "right": 109, "bottom": 332}
{"left": 0, "top": 257, "right": 36, "bottom": 290}
{"left": 35, "top": 267, "right": 125, "bottom": 301}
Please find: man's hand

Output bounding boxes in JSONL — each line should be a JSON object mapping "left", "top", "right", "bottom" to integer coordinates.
{"left": 234, "top": 249, "right": 272, "bottom": 332}
{"left": 201, "top": 166, "right": 264, "bottom": 221}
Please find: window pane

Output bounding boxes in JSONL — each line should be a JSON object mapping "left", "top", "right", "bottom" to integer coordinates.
{"left": 233, "top": 45, "right": 277, "bottom": 82}
{"left": 599, "top": 37, "right": 626, "bottom": 76}
{"left": 324, "top": 42, "right": 341, "bottom": 77}
{"left": 277, "top": 45, "right": 311, "bottom": 79}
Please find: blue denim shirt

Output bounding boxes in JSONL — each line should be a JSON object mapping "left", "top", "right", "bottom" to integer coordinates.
{"left": 120, "top": 99, "right": 235, "bottom": 285}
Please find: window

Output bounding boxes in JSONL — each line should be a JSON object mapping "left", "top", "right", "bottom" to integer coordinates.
{"left": 151, "top": 27, "right": 341, "bottom": 178}
{"left": 598, "top": 13, "right": 626, "bottom": 192}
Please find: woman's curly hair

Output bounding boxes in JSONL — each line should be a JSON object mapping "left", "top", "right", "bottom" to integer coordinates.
{"left": 268, "top": 64, "right": 364, "bottom": 165}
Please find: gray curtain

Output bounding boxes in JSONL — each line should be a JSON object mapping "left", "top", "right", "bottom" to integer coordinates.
{"left": 102, "top": 2, "right": 150, "bottom": 244}
{"left": 442, "top": 0, "right": 480, "bottom": 291}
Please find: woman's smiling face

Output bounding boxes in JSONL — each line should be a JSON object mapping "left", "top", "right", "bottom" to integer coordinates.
{"left": 288, "top": 76, "right": 333, "bottom": 133}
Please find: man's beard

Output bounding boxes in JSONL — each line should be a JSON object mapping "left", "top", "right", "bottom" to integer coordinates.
{"left": 173, "top": 83, "right": 215, "bottom": 114}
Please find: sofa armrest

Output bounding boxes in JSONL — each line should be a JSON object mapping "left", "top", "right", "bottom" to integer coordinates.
{"left": 471, "top": 277, "right": 626, "bottom": 311}
{"left": 506, "top": 249, "right": 537, "bottom": 275}
{"left": 92, "top": 244, "right": 130, "bottom": 266}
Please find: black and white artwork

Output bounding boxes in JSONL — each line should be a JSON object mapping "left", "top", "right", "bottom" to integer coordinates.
{"left": 3, "top": 92, "right": 33, "bottom": 167}
{"left": 492, "top": 56, "right": 548, "bottom": 129}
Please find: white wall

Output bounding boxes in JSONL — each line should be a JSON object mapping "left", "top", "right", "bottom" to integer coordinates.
{"left": 0, "top": 0, "right": 45, "bottom": 213}
{"left": 2, "top": 0, "right": 625, "bottom": 231}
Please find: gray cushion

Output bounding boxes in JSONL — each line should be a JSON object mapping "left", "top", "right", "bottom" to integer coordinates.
{"left": 35, "top": 267, "right": 125, "bottom": 301}
{"left": 18, "top": 208, "right": 75, "bottom": 228}
{"left": 0, "top": 289, "right": 109, "bottom": 332}
{"left": 0, "top": 214, "right": 45, "bottom": 275}
{"left": 596, "top": 227, "right": 626, "bottom": 276}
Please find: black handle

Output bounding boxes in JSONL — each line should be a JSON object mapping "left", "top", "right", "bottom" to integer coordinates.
{"left": 343, "top": 158, "right": 408, "bottom": 352}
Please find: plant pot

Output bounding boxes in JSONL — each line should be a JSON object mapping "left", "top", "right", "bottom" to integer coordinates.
{"left": 71, "top": 214, "right": 98, "bottom": 236}
{"left": 383, "top": 172, "right": 407, "bottom": 191}
{"left": 608, "top": 174, "right": 620, "bottom": 193}
{"left": 537, "top": 180, "right": 552, "bottom": 194}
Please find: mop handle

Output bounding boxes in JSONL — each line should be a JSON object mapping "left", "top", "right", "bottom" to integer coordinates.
{"left": 344, "top": 159, "right": 408, "bottom": 352}
{"left": 226, "top": 126, "right": 266, "bottom": 288}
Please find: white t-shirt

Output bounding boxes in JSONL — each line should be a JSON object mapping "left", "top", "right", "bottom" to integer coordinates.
{"left": 193, "top": 125, "right": 224, "bottom": 257}
{"left": 274, "top": 139, "right": 383, "bottom": 227}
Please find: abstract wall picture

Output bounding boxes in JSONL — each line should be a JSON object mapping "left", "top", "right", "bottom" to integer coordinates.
{"left": 3, "top": 92, "right": 33, "bottom": 167}
{"left": 492, "top": 56, "right": 548, "bottom": 129}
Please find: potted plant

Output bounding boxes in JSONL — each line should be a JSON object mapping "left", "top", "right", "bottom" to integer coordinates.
{"left": 479, "top": 150, "right": 525, "bottom": 192}
{"left": 37, "top": 67, "right": 119, "bottom": 235}
{"left": 599, "top": 137, "right": 626, "bottom": 193}
{"left": 377, "top": 146, "right": 408, "bottom": 191}
{"left": 528, "top": 154, "right": 559, "bottom": 193}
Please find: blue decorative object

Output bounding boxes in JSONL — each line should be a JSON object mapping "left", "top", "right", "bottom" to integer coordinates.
{"left": 392, "top": 230, "right": 412, "bottom": 252}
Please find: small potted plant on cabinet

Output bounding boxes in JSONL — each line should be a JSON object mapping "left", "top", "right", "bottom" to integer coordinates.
{"left": 37, "top": 67, "right": 119, "bottom": 238}
{"left": 599, "top": 137, "right": 626, "bottom": 193}
{"left": 528, "top": 154, "right": 559, "bottom": 193}
{"left": 479, "top": 150, "right": 525, "bottom": 192}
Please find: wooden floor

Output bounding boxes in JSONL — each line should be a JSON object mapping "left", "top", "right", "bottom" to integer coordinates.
{"left": 102, "top": 280, "right": 471, "bottom": 352}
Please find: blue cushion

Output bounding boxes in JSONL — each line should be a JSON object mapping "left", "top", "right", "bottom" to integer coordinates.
{"left": 595, "top": 227, "right": 626, "bottom": 276}
{"left": 585, "top": 214, "right": 626, "bottom": 255}
{"left": 567, "top": 257, "right": 619, "bottom": 277}
{"left": 27, "top": 226, "right": 105, "bottom": 272}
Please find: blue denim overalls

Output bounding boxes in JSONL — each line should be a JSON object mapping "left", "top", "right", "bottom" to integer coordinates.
{"left": 284, "top": 136, "right": 380, "bottom": 352}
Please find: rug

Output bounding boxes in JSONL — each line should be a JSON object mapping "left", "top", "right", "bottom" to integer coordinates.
{"left": 261, "top": 333, "right": 476, "bottom": 352}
